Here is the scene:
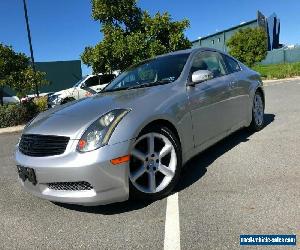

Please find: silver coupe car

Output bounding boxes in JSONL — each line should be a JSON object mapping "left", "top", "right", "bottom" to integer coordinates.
{"left": 15, "top": 48, "right": 265, "bottom": 206}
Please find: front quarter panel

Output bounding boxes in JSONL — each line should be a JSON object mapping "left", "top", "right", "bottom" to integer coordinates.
{"left": 108, "top": 83, "right": 194, "bottom": 157}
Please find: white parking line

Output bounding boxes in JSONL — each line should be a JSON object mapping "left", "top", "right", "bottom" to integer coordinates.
{"left": 164, "top": 192, "right": 181, "bottom": 250}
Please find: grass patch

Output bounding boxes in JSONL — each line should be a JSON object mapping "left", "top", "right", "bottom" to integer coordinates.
{"left": 253, "top": 62, "right": 300, "bottom": 80}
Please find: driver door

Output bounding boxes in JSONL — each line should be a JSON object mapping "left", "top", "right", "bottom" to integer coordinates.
{"left": 187, "top": 51, "right": 233, "bottom": 148}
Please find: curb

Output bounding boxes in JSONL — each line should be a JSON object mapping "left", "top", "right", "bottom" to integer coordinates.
{"left": 0, "top": 125, "right": 25, "bottom": 135}
{"left": 263, "top": 76, "right": 300, "bottom": 85}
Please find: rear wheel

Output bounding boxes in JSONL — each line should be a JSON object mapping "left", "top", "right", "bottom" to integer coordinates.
{"left": 249, "top": 91, "right": 264, "bottom": 131}
{"left": 129, "top": 126, "right": 182, "bottom": 200}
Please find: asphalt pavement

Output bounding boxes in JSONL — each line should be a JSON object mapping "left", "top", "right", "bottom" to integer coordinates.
{"left": 0, "top": 80, "right": 299, "bottom": 249}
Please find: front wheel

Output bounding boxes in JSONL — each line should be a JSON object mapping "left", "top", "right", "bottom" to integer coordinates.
{"left": 249, "top": 91, "right": 265, "bottom": 131}
{"left": 129, "top": 126, "right": 182, "bottom": 201}
{"left": 60, "top": 97, "right": 76, "bottom": 105}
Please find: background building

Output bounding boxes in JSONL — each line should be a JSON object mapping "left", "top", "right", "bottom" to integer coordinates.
{"left": 192, "top": 11, "right": 281, "bottom": 52}
{"left": 35, "top": 60, "right": 82, "bottom": 93}
{"left": 4, "top": 60, "right": 82, "bottom": 96}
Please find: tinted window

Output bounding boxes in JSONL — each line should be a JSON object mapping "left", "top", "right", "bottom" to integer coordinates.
{"left": 191, "top": 51, "right": 226, "bottom": 78}
{"left": 223, "top": 55, "right": 241, "bottom": 73}
{"left": 85, "top": 76, "right": 100, "bottom": 87}
{"left": 99, "top": 74, "right": 116, "bottom": 85}
{"left": 73, "top": 76, "right": 88, "bottom": 87}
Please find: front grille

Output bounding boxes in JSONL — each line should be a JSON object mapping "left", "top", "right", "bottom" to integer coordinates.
{"left": 48, "top": 181, "right": 93, "bottom": 191}
{"left": 19, "top": 134, "right": 69, "bottom": 157}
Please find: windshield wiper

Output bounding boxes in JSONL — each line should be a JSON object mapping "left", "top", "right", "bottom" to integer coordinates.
{"left": 102, "top": 79, "right": 174, "bottom": 92}
{"left": 101, "top": 86, "right": 131, "bottom": 93}
{"left": 126, "top": 79, "right": 174, "bottom": 90}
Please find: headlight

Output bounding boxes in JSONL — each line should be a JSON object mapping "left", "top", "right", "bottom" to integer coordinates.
{"left": 77, "top": 109, "right": 130, "bottom": 152}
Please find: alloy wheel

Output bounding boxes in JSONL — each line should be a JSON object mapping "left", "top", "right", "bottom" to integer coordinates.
{"left": 253, "top": 93, "right": 264, "bottom": 126}
{"left": 129, "top": 132, "right": 177, "bottom": 194}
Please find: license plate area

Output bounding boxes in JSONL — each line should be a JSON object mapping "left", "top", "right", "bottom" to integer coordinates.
{"left": 17, "top": 165, "right": 37, "bottom": 185}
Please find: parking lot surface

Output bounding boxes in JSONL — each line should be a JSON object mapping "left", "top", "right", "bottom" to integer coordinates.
{"left": 0, "top": 80, "right": 299, "bottom": 249}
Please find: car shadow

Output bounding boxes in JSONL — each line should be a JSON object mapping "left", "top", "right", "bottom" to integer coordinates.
{"left": 174, "top": 113, "right": 275, "bottom": 193}
{"left": 54, "top": 199, "right": 154, "bottom": 215}
{"left": 55, "top": 113, "right": 275, "bottom": 214}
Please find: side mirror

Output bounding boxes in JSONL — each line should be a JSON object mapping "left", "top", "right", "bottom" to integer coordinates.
{"left": 189, "top": 70, "right": 213, "bottom": 85}
{"left": 80, "top": 82, "right": 87, "bottom": 89}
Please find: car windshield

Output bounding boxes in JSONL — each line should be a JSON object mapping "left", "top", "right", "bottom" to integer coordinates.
{"left": 73, "top": 76, "right": 88, "bottom": 87}
{"left": 103, "top": 53, "right": 190, "bottom": 92}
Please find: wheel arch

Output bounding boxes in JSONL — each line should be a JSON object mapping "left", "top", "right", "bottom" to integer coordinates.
{"left": 255, "top": 86, "right": 265, "bottom": 108}
{"left": 138, "top": 119, "right": 181, "bottom": 146}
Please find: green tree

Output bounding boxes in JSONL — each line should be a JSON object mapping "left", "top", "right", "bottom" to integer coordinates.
{"left": 0, "top": 43, "right": 48, "bottom": 105}
{"left": 226, "top": 27, "right": 268, "bottom": 67}
{"left": 0, "top": 44, "right": 29, "bottom": 105}
{"left": 82, "top": 0, "right": 191, "bottom": 73}
{"left": 6, "top": 68, "right": 48, "bottom": 99}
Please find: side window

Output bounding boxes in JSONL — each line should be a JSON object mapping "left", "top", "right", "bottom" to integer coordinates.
{"left": 223, "top": 55, "right": 241, "bottom": 74}
{"left": 99, "top": 74, "right": 115, "bottom": 85}
{"left": 137, "top": 65, "right": 156, "bottom": 82}
{"left": 115, "top": 73, "right": 136, "bottom": 88}
{"left": 85, "top": 76, "right": 100, "bottom": 87}
{"left": 190, "top": 51, "right": 227, "bottom": 78}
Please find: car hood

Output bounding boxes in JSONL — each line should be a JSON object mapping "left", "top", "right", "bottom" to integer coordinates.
{"left": 53, "top": 87, "right": 74, "bottom": 97}
{"left": 24, "top": 86, "right": 161, "bottom": 139}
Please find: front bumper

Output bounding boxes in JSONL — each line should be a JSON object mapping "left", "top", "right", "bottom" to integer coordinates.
{"left": 14, "top": 139, "right": 133, "bottom": 206}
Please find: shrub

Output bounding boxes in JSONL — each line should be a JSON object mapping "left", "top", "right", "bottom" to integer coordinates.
{"left": 0, "top": 102, "right": 39, "bottom": 128}
{"left": 33, "top": 96, "right": 48, "bottom": 112}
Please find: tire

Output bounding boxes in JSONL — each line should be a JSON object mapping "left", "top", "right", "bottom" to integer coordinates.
{"left": 129, "top": 125, "right": 182, "bottom": 201}
{"left": 248, "top": 91, "right": 265, "bottom": 131}
{"left": 60, "top": 97, "right": 75, "bottom": 105}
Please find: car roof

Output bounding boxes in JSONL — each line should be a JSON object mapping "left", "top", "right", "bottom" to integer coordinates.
{"left": 156, "top": 47, "right": 228, "bottom": 58}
